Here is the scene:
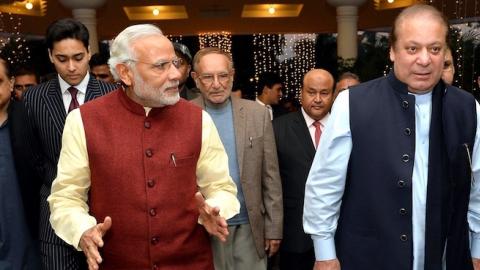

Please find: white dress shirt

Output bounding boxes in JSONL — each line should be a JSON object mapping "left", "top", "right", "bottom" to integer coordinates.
{"left": 58, "top": 73, "right": 89, "bottom": 113}
{"left": 303, "top": 90, "right": 480, "bottom": 269}
{"left": 255, "top": 98, "right": 273, "bottom": 120}
{"left": 301, "top": 108, "right": 329, "bottom": 149}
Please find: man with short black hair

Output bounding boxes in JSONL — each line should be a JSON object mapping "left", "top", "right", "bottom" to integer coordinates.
{"left": 12, "top": 65, "right": 38, "bottom": 100}
{"left": 256, "top": 72, "right": 283, "bottom": 120}
{"left": 23, "top": 18, "right": 116, "bottom": 269}
{"left": 89, "top": 52, "right": 115, "bottom": 83}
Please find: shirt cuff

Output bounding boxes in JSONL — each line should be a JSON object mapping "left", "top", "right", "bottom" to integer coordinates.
{"left": 72, "top": 216, "right": 98, "bottom": 251}
{"left": 312, "top": 235, "right": 337, "bottom": 261}
{"left": 471, "top": 232, "right": 480, "bottom": 259}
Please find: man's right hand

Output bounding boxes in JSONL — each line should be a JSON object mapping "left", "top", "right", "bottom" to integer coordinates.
{"left": 79, "top": 216, "right": 112, "bottom": 270}
{"left": 313, "top": 259, "right": 341, "bottom": 270}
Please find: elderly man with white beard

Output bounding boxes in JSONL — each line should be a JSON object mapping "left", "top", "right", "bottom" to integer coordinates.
{"left": 47, "top": 24, "right": 239, "bottom": 270}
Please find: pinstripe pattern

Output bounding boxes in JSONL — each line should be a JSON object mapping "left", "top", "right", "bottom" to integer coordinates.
{"left": 24, "top": 77, "right": 117, "bottom": 270}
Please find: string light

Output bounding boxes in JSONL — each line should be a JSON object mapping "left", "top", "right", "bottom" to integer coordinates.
{"left": 152, "top": 8, "right": 159, "bottom": 16}
{"left": 253, "top": 33, "right": 316, "bottom": 101}
{"left": 0, "top": 12, "right": 31, "bottom": 66}
{"left": 165, "top": 34, "right": 183, "bottom": 44}
{"left": 198, "top": 31, "right": 232, "bottom": 54}
{"left": 25, "top": 1, "right": 33, "bottom": 10}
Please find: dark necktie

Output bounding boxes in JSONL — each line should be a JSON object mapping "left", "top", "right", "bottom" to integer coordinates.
{"left": 313, "top": 121, "right": 322, "bottom": 149}
{"left": 68, "top": 87, "right": 80, "bottom": 113}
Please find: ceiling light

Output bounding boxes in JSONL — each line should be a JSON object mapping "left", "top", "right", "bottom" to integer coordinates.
{"left": 25, "top": 1, "right": 33, "bottom": 10}
{"left": 268, "top": 6, "right": 275, "bottom": 14}
{"left": 387, "top": 0, "right": 394, "bottom": 3}
{"left": 152, "top": 8, "right": 159, "bottom": 16}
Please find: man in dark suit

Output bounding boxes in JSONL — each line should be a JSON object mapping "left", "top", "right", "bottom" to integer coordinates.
{"left": 0, "top": 52, "right": 41, "bottom": 270}
{"left": 273, "top": 69, "right": 334, "bottom": 270}
{"left": 23, "top": 18, "right": 116, "bottom": 270}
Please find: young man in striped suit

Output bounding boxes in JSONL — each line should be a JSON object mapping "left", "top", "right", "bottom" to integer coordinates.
{"left": 23, "top": 18, "right": 116, "bottom": 270}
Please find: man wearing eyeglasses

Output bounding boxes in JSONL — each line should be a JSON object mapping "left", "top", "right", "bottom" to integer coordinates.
{"left": 191, "top": 47, "right": 283, "bottom": 270}
{"left": 12, "top": 65, "right": 38, "bottom": 100}
{"left": 48, "top": 25, "right": 239, "bottom": 270}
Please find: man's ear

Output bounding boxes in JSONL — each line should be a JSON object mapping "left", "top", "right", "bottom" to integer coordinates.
{"left": 48, "top": 49, "right": 54, "bottom": 64}
{"left": 116, "top": 63, "right": 133, "bottom": 86}
{"left": 191, "top": 71, "right": 200, "bottom": 88}
{"left": 389, "top": 46, "right": 395, "bottom": 62}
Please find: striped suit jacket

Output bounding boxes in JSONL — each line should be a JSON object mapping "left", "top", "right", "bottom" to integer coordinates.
{"left": 23, "top": 76, "right": 116, "bottom": 268}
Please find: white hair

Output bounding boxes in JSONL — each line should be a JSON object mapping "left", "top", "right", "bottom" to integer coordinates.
{"left": 108, "top": 24, "right": 163, "bottom": 80}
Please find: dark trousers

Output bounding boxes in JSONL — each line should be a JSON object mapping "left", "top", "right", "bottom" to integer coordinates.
{"left": 279, "top": 248, "right": 315, "bottom": 270}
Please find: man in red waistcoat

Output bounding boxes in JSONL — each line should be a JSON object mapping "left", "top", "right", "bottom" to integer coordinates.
{"left": 48, "top": 24, "right": 240, "bottom": 270}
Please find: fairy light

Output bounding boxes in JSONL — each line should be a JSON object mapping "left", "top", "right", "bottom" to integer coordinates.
{"left": 253, "top": 34, "right": 283, "bottom": 98}
{"left": 165, "top": 34, "right": 183, "bottom": 44}
{"left": 198, "top": 31, "right": 232, "bottom": 54}
{"left": 152, "top": 8, "right": 159, "bottom": 16}
{"left": 253, "top": 33, "right": 316, "bottom": 101}
{"left": 0, "top": 13, "right": 31, "bottom": 66}
{"left": 25, "top": 1, "right": 33, "bottom": 10}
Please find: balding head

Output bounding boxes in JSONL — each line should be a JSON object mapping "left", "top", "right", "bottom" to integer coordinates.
{"left": 301, "top": 69, "right": 334, "bottom": 121}
{"left": 390, "top": 4, "right": 449, "bottom": 48}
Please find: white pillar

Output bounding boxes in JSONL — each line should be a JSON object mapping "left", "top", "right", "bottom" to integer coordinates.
{"left": 72, "top": 9, "right": 99, "bottom": 53}
{"left": 59, "top": 0, "right": 106, "bottom": 54}
{"left": 327, "top": 0, "right": 366, "bottom": 60}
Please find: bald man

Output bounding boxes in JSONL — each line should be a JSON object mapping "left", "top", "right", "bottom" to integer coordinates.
{"left": 273, "top": 69, "right": 334, "bottom": 270}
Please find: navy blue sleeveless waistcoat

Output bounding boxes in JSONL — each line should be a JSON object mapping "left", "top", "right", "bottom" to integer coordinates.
{"left": 336, "top": 72, "right": 476, "bottom": 270}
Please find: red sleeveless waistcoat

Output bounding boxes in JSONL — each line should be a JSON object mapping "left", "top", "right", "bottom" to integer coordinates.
{"left": 80, "top": 89, "right": 213, "bottom": 270}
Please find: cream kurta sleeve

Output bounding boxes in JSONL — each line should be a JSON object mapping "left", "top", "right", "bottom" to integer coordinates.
{"left": 48, "top": 109, "right": 96, "bottom": 250}
{"left": 49, "top": 108, "right": 239, "bottom": 251}
{"left": 197, "top": 111, "right": 240, "bottom": 219}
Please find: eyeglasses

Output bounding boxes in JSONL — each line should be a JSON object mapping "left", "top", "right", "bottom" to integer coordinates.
{"left": 13, "top": 84, "right": 34, "bottom": 91}
{"left": 127, "top": 58, "right": 184, "bottom": 72}
{"left": 197, "top": 72, "right": 232, "bottom": 85}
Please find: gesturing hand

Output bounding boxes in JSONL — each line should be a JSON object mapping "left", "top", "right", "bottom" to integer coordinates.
{"left": 195, "top": 192, "right": 229, "bottom": 242}
{"left": 473, "top": 258, "right": 480, "bottom": 270}
{"left": 79, "top": 216, "right": 112, "bottom": 270}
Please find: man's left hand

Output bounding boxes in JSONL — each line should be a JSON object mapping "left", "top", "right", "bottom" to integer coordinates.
{"left": 264, "top": 239, "right": 281, "bottom": 257}
{"left": 473, "top": 258, "right": 480, "bottom": 270}
{"left": 195, "top": 192, "right": 229, "bottom": 242}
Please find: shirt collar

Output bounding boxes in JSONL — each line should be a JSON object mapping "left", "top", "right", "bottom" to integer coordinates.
{"left": 58, "top": 73, "right": 90, "bottom": 95}
{"left": 255, "top": 98, "right": 270, "bottom": 108}
{"left": 301, "top": 107, "right": 329, "bottom": 127}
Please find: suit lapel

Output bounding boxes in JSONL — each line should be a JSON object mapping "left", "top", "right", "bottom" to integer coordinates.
{"left": 85, "top": 77, "right": 101, "bottom": 101}
{"left": 42, "top": 78, "right": 66, "bottom": 136}
{"left": 292, "top": 111, "right": 316, "bottom": 159}
{"left": 232, "top": 98, "right": 246, "bottom": 177}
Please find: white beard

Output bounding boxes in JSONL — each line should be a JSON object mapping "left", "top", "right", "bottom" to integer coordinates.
{"left": 132, "top": 71, "right": 180, "bottom": 107}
